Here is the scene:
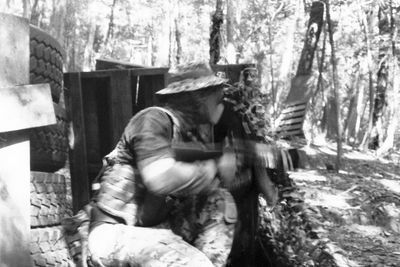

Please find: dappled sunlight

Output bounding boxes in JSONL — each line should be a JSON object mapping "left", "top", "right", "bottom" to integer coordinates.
{"left": 343, "top": 150, "right": 377, "bottom": 161}
{"left": 304, "top": 189, "right": 354, "bottom": 210}
{"left": 288, "top": 170, "right": 327, "bottom": 182}
{"left": 378, "top": 179, "right": 400, "bottom": 194}
{"left": 346, "top": 224, "right": 383, "bottom": 237}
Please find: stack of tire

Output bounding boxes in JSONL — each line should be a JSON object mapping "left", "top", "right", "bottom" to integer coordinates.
{"left": 29, "top": 25, "right": 74, "bottom": 267}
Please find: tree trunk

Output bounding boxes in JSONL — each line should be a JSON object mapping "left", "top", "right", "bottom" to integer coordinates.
{"left": 209, "top": 0, "right": 223, "bottom": 65}
{"left": 296, "top": 1, "right": 324, "bottom": 76}
{"left": 311, "top": 18, "right": 327, "bottom": 142}
{"left": 226, "top": 0, "right": 235, "bottom": 63}
{"left": 344, "top": 66, "right": 361, "bottom": 144}
{"left": 321, "top": 96, "right": 338, "bottom": 139}
{"left": 268, "top": 23, "right": 276, "bottom": 117}
{"left": 174, "top": 17, "right": 182, "bottom": 65}
{"left": 22, "top": 0, "right": 31, "bottom": 19}
{"left": 168, "top": 0, "right": 173, "bottom": 66}
{"left": 83, "top": 18, "right": 96, "bottom": 71}
{"left": 147, "top": 30, "right": 154, "bottom": 66}
{"left": 49, "top": 0, "right": 66, "bottom": 45}
{"left": 378, "top": 3, "right": 400, "bottom": 155}
{"left": 377, "top": 62, "right": 399, "bottom": 155}
{"left": 369, "top": 3, "right": 391, "bottom": 149}
{"left": 104, "top": 0, "right": 118, "bottom": 49}
{"left": 274, "top": 1, "right": 324, "bottom": 138}
{"left": 276, "top": 0, "right": 301, "bottom": 114}
{"left": 30, "top": 0, "right": 40, "bottom": 25}
{"left": 359, "top": 6, "right": 376, "bottom": 150}
{"left": 325, "top": 0, "right": 342, "bottom": 171}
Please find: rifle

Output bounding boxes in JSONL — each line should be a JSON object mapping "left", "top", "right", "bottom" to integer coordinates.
{"left": 172, "top": 142, "right": 223, "bottom": 162}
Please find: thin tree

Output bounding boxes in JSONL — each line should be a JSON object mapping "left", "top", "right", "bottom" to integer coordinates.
{"left": 369, "top": 2, "right": 391, "bottom": 149}
{"left": 312, "top": 14, "right": 326, "bottom": 143}
{"left": 30, "top": 0, "right": 40, "bottom": 24}
{"left": 104, "top": 0, "right": 118, "bottom": 49}
{"left": 377, "top": 2, "right": 400, "bottom": 155}
{"left": 209, "top": 0, "right": 223, "bottom": 65}
{"left": 174, "top": 16, "right": 182, "bottom": 65}
{"left": 325, "top": 0, "right": 342, "bottom": 171}
{"left": 359, "top": 3, "right": 375, "bottom": 150}
{"left": 22, "top": 0, "right": 30, "bottom": 19}
{"left": 49, "top": 0, "right": 66, "bottom": 45}
{"left": 226, "top": 0, "right": 235, "bottom": 63}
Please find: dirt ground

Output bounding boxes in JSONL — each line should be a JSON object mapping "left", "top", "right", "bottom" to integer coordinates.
{"left": 259, "top": 142, "right": 400, "bottom": 267}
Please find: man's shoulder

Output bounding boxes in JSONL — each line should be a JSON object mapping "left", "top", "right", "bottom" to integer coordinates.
{"left": 133, "top": 106, "right": 171, "bottom": 120}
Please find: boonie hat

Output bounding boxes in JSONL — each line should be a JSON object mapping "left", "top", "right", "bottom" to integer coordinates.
{"left": 156, "top": 62, "right": 228, "bottom": 95}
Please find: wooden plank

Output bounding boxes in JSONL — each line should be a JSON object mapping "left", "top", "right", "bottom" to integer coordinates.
{"left": 280, "top": 110, "right": 306, "bottom": 120}
{"left": 277, "top": 123, "right": 303, "bottom": 132}
{"left": 280, "top": 103, "right": 307, "bottom": 114}
{"left": 279, "top": 117, "right": 305, "bottom": 125}
{"left": 64, "top": 72, "right": 90, "bottom": 213}
{"left": 277, "top": 129, "right": 304, "bottom": 137}
{"left": 109, "top": 71, "right": 132, "bottom": 146}
{"left": 130, "top": 67, "right": 169, "bottom": 76}
{"left": 72, "top": 68, "right": 169, "bottom": 79}
{"left": 96, "top": 58, "right": 146, "bottom": 70}
{"left": 0, "top": 13, "right": 29, "bottom": 88}
{"left": 0, "top": 84, "right": 55, "bottom": 132}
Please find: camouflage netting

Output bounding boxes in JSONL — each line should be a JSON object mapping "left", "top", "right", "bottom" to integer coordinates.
{"left": 223, "top": 67, "right": 272, "bottom": 143}
{"left": 257, "top": 186, "right": 343, "bottom": 267}
{"left": 223, "top": 68, "right": 354, "bottom": 267}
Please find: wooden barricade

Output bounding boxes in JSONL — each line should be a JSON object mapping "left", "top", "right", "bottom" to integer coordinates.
{"left": 64, "top": 67, "right": 168, "bottom": 211}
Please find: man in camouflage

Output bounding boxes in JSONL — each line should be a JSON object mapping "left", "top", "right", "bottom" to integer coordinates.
{"left": 85, "top": 63, "right": 238, "bottom": 267}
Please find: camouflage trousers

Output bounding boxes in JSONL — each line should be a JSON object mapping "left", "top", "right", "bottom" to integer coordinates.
{"left": 88, "top": 188, "right": 237, "bottom": 267}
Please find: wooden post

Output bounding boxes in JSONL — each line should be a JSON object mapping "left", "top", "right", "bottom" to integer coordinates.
{"left": 109, "top": 71, "right": 132, "bottom": 146}
{"left": 64, "top": 72, "right": 90, "bottom": 212}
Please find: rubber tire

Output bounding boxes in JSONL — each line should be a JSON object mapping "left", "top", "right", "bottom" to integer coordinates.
{"left": 29, "top": 25, "right": 64, "bottom": 104}
{"left": 30, "top": 226, "right": 74, "bottom": 267}
{"left": 30, "top": 102, "right": 69, "bottom": 172}
{"left": 30, "top": 172, "right": 72, "bottom": 227}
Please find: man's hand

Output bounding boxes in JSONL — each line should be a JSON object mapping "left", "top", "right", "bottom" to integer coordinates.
{"left": 217, "top": 149, "right": 237, "bottom": 186}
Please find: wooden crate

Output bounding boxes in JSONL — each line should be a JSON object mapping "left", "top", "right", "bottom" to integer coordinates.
{"left": 64, "top": 67, "right": 168, "bottom": 211}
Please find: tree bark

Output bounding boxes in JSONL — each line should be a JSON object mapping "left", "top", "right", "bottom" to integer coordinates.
{"left": 378, "top": 2, "right": 400, "bottom": 155}
{"left": 359, "top": 5, "right": 376, "bottom": 150}
{"left": 49, "top": 0, "right": 66, "bottom": 45}
{"left": 275, "top": 1, "right": 324, "bottom": 138}
{"left": 22, "top": 0, "right": 31, "bottom": 19}
{"left": 277, "top": 0, "right": 300, "bottom": 113}
{"left": 30, "top": 0, "right": 40, "bottom": 25}
{"left": 311, "top": 16, "right": 326, "bottom": 142}
{"left": 104, "top": 0, "right": 118, "bottom": 49}
{"left": 296, "top": 1, "right": 324, "bottom": 76}
{"left": 369, "top": 3, "right": 391, "bottom": 149}
{"left": 209, "top": 0, "right": 223, "bottom": 65}
{"left": 83, "top": 17, "right": 96, "bottom": 71}
{"left": 377, "top": 63, "right": 399, "bottom": 155}
{"left": 344, "top": 66, "right": 361, "bottom": 144}
{"left": 226, "top": 0, "right": 235, "bottom": 63}
{"left": 174, "top": 17, "right": 182, "bottom": 65}
{"left": 325, "top": 0, "right": 342, "bottom": 171}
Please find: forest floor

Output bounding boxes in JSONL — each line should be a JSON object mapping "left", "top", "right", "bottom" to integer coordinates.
{"left": 259, "top": 141, "right": 400, "bottom": 267}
